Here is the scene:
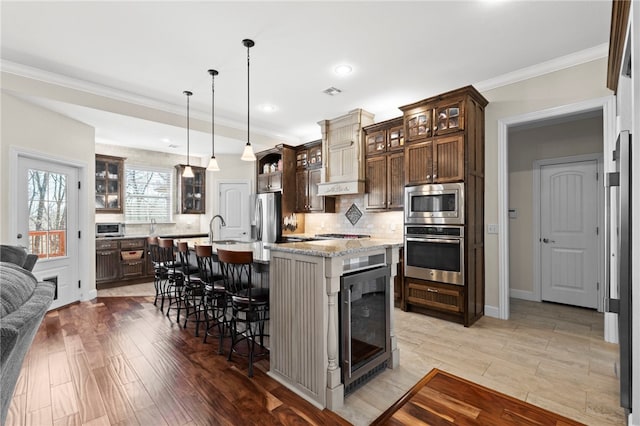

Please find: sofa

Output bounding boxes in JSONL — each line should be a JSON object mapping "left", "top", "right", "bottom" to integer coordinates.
{"left": 0, "top": 246, "right": 54, "bottom": 426}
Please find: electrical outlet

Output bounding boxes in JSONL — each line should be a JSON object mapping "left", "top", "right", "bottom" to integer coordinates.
{"left": 487, "top": 224, "right": 499, "bottom": 234}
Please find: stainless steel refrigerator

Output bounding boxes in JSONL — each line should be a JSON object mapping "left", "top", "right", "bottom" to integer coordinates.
{"left": 606, "top": 130, "right": 632, "bottom": 416}
{"left": 253, "top": 192, "right": 282, "bottom": 243}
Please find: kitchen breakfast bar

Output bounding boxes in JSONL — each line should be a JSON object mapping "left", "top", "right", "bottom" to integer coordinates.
{"left": 177, "top": 237, "right": 402, "bottom": 411}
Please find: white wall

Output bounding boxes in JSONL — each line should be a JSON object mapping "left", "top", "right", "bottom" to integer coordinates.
{"left": 507, "top": 115, "right": 603, "bottom": 295}
{"left": 1, "top": 92, "right": 96, "bottom": 294}
{"left": 482, "top": 57, "right": 612, "bottom": 308}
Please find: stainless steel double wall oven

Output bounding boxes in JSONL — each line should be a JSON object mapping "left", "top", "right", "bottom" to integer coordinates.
{"left": 404, "top": 182, "right": 465, "bottom": 286}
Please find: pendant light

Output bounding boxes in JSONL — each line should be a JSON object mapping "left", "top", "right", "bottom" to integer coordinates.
{"left": 182, "top": 90, "right": 195, "bottom": 178}
{"left": 207, "top": 69, "right": 220, "bottom": 171}
{"left": 241, "top": 38, "right": 256, "bottom": 161}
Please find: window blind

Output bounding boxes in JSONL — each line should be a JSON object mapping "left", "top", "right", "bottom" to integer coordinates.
{"left": 124, "top": 166, "right": 172, "bottom": 223}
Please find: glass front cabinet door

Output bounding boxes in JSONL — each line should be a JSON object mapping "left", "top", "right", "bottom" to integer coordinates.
{"left": 176, "top": 165, "right": 206, "bottom": 214}
{"left": 95, "top": 154, "right": 124, "bottom": 213}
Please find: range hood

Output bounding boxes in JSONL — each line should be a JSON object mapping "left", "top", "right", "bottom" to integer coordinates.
{"left": 317, "top": 108, "right": 375, "bottom": 196}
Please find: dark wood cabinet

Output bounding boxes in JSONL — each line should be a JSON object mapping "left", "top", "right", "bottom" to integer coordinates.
{"left": 176, "top": 165, "right": 206, "bottom": 214}
{"left": 294, "top": 141, "right": 335, "bottom": 213}
{"left": 96, "top": 240, "right": 120, "bottom": 283}
{"left": 96, "top": 238, "right": 152, "bottom": 287}
{"left": 364, "top": 117, "right": 405, "bottom": 211}
{"left": 400, "top": 85, "right": 488, "bottom": 326}
{"left": 95, "top": 154, "right": 124, "bottom": 213}
{"left": 256, "top": 144, "right": 297, "bottom": 215}
{"left": 394, "top": 248, "right": 405, "bottom": 309}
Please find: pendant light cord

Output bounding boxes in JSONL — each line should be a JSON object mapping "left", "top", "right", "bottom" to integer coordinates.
{"left": 184, "top": 90, "right": 192, "bottom": 166}
{"left": 246, "top": 42, "right": 250, "bottom": 147}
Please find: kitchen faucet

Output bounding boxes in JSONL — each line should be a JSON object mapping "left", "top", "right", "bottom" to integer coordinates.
{"left": 209, "top": 215, "right": 226, "bottom": 242}
{"left": 149, "top": 218, "right": 157, "bottom": 235}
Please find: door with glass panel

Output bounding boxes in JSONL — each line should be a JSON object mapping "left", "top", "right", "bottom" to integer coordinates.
{"left": 17, "top": 157, "right": 80, "bottom": 310}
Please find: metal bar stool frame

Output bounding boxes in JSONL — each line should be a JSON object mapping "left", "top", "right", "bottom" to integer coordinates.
{"left": 194, "top": 244, "right": 227, "bottom": 353}
{"left": 157, "top": 238, "right": 184, "bottom": 320}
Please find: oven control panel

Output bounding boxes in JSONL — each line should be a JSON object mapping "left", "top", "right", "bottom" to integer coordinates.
{"left": 405, "top": 226, "right": 462, "bottom": 237}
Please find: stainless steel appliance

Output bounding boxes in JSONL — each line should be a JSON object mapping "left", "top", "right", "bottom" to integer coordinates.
{"left": 315, "top": 233, "right": 370, "bottom": 239}
{"left": 96, "top": 222, "right": 124, "bottom": 237}
{"left": 340, "top": 253, "right": 390, "bottom": 395}
{"left": 404, "top": 225, "right": 464, "bottom": 285}
{"left": 253, "top": 192, "right": 282, "bottom": 243}
{"left": 605, "top": 130, "right": 632, "bottom": 415}
{"left": 404, "top": 182, "right": 464, "bottom": 225}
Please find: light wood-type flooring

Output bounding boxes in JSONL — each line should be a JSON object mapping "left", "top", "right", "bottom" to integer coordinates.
{"left": 7, "top": 285, "right": 625, "bottom": 426}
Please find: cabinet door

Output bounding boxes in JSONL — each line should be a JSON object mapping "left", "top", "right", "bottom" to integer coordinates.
{"left": 295, "top": 170, "right": 309, "bottom": 212}
{"left": 405, "top": 108, "right": 433, "bottom": 143}
{"left": 365, "top": 130, "right": 386, "bottom": 155}
{"left": 388, "top": 125, "right": 405, "bottom": 151}
{"left": 257, "top": 174, "right": 271, "bottom": 193}
{"left": 387, "top": 152, "right": 405, "bottom": 209}
{"left": 96, "top": 155, "right": 123, "bottom": 213}
{"left": 434, "top": 101, "right": 464, "bottom": 135}
{"left": 405, "top": 140, "right": 433, "bottom": 185}
{"left": 365, "top": 156, "right": 387, "bottom": 210}
{"left": 296, "top": 149, "right": 308, "bottom": 169}
{"left": 269, "top": 172, "right": 282, "bottom": 191}
{"left": 307, "top": 169, "right": 325, "bottom": 212}
{"left": 433, "top": 134, "right": 464, "bottom": 183}
{"left": 177, "top": 165, "right": 206, "bottom": 213}
{"left": 96, "top": 249, "right": 120, "bottom": 283}
{"left": 405, "top": 278, "right": 463, "bottom": 313}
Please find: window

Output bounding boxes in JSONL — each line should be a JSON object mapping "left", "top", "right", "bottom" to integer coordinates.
{"left": 124, "top": 166, "right": 172, "bottom": 223}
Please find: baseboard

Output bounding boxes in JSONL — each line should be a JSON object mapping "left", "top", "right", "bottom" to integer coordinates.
{"left": 484, "top": 305, "right": 500, "bottom": 318}
{"left": 510, "top": 289, "right": 537, "bottom": 301}
{"left": 84, "top": 289, "right": 98, "bottom": 301}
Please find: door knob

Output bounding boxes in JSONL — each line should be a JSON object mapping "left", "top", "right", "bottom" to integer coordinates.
{"left": 542, "top": 238, "right": 556, "bottom": 243}
{"left": 17, "top": 233, "right": 23, "bottom": 239}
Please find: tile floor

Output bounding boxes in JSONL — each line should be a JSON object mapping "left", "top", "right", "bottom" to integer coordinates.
{"left": 98, "top": 285, "right": 624, "bottom": 425}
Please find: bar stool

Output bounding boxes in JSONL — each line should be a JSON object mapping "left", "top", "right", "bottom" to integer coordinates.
{"left": 218, "top": 249, "right": 269, "bottom": 377}
{"left": 157, "top": 238, "right": 184, "bottom": 320}
{"left": 194, "top": 244, "right": 227, "bottom": 353}
{"left": 147, "top": 236, "right": 166, "bottom": 307}
{"left": 177, "top": 241, "right": 206, "bottom": 336}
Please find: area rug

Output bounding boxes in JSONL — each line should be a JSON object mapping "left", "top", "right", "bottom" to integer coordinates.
{"left": 371, "top": 368, "right": 584, "bottom": 425}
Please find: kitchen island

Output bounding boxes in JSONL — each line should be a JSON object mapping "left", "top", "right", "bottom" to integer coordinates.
{"left": 267, "top": 238, "right": 402, "bottom": 410}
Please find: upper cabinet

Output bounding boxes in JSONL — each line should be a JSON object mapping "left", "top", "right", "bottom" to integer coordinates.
{"left": 400, "top": 86, "right": 484, "bottom": 186}
{"left": 176, "top": 164, "right": 206, "bottom": 214}
{"left": 256, "top": 144, "right": 297, "bottom": 214}
{"left": 363, "top": 117, "right": 405, "bottom": 210}
{"left": 317, "top": 109, "right": 375, "bottom": 196}
{"left": 295, "top": 141, "right": 335, "bottom": 213}
{"left": 95, "top": 154, "right": 124, "bottom": 213}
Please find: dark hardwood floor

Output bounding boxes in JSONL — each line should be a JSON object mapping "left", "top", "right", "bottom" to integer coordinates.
{"left": 7, "top": 296, "right": 352, "bottom": 425}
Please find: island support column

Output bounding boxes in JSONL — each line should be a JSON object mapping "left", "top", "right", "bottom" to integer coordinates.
{"left": 387, "top": 246, "right": 400, "bottom": 368}
{"left": 325, "top": 256, "right": 344, "bottom": 410}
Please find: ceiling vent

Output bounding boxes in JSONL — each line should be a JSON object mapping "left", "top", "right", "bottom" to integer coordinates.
{"left": 323, "top": 87, "right": 342, "bottom": 96}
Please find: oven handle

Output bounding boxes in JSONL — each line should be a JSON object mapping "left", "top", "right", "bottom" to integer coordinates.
{"left": 405, "top": 237, "right": 461, "bottom": 244}
{"left": 346, "top": 287, "right": 352, "bottom": 378}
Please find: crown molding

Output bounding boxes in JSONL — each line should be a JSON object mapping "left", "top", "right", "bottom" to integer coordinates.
{"left": 0, "top": 59, "right": 299, "bottom": 144}
{"left": 474, "top": 43, "right": 609, "bottom": 93}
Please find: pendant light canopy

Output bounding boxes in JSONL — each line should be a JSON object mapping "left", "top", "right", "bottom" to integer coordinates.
{"left": 182, "top": 90, "right": 195, "bottom": 178}
{"left": 207, "top": 69, "right": 220, "bottom": 171}
{"left": 241, "top": 38, "right": 256, "bottom": 162}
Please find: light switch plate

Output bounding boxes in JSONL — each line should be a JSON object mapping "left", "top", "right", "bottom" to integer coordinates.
{"left": 487, "top": 224, "right": 499, "bottom": 234}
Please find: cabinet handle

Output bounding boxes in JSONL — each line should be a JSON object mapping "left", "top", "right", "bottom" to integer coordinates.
{"left": 427, "top": 174, "right": 431, "bottom": 179}
{"left": 99, "top": 252, "right": 112, "bottom": 256}
{"left": 433, "top": 174, "right": 437, "bottom": 179}
{"left": 427, "top": 288, "right": 439, "bottom": 293}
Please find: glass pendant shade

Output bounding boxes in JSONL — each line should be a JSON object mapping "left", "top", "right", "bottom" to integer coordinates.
{"left": 207, "top": 156, "right": 220, "bottom": 171}
{"left": 241, "top": 143, "right": 256, "bottom": 161}
{"left": 182, "top": 165, "right": 194, "bottom": 178}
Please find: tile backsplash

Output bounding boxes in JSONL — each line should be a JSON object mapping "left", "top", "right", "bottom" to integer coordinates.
{"left": 303, "top": 194, "right": 403, "bottom": 240}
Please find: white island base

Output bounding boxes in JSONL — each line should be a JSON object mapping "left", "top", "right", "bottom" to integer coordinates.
{"left": 267, "top": 239, "right": 401, "bottom": 410}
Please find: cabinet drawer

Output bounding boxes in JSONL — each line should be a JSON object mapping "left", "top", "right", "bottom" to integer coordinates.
{"left": 406, "top": 279, "right": 463, "bottom": 313}
{"left": 121, "top": 239, "right": 145, "bottom": 249}
{"left": 96, "top": 240, "right": 118, "bottom": 250}
{"left": 121, "top": 260, "right": 144, "bottom": 278}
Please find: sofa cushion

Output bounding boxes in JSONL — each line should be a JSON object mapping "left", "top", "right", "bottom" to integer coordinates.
{"left": 0, "top": 262, "right": 37, "bottom": 318}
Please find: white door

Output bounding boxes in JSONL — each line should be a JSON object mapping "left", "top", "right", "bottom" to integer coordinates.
{"left": 540, "top": 160, "right": 598, "bottom": 308}
{"left": 217, "top": 181, "right": 251, "bottom": 240}
{"left": 16, "top": 157, "right": 80, "bottom": 310}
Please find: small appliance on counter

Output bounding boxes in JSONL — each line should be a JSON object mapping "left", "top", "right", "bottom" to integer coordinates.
{"left": 96, "top": 222, "right": 124, "bottom": 238}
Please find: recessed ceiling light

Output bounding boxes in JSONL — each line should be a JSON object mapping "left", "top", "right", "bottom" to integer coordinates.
{"left": 259, "top": 104, "right": 277, "bottom": 112}
{"left": 162, "top": 138, "right": 171, "bottom": 143}
{"left": 323, "top": 87, "right": 342, "bottom": 96}
{"left": 334, "top": 64, "right": 353, "bottom": 75}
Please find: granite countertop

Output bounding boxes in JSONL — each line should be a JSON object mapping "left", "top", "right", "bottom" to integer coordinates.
{"left": 175, "top": 237, "right": 270, "bottom": 265}
{"left": 267, "top": 238, "right": 402, "bottom": 258}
